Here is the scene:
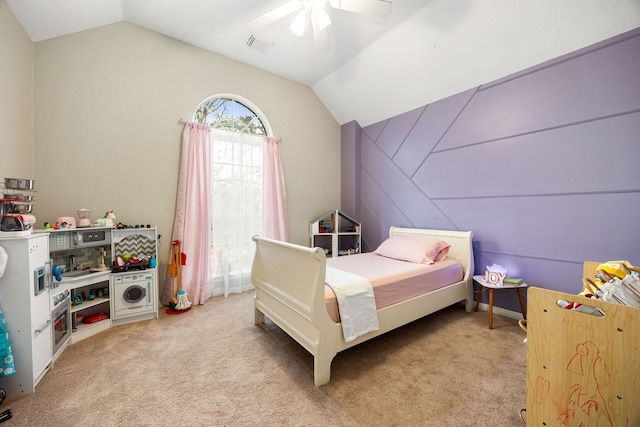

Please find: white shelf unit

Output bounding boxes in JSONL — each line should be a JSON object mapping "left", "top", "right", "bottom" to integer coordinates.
{"left": 310, "top": 209, "right": 361, "bottom": 257}
{"left": 69, "top": 271, "right": 111, "bottom": 343}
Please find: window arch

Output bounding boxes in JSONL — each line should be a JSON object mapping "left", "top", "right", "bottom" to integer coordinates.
{"left": 193, "top": 93, "right": 272, "bottom": 136}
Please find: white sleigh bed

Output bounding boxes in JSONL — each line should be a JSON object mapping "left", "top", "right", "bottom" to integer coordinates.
{"left": 251, "top": 227, "right": 474, "bottom": 386}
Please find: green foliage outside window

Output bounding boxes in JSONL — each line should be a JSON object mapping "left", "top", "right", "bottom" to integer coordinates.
{"left": 194, "top": 97, "right": 266, "bottom": 136}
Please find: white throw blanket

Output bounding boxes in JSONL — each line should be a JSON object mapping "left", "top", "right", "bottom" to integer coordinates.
{"left": 325, "top": 266, "right": 380, "bottom": 342}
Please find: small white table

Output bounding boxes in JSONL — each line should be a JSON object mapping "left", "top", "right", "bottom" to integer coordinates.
{"left": 473, "top": 275, "right": 527, "bottom": 329}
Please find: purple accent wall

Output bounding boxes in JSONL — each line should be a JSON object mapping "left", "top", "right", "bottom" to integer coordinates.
{"left": 340, "top": 27, "right": 640, "bottom": 311}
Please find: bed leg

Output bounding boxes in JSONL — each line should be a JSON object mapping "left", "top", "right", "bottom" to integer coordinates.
{"left": 464, "top": 298, "right": 473, "bottom": 312}
{"left": 313, "top": 348, "right": 336, "bottom": 387}
{"left": 464, "top": 280, "right": 474, "bottom": 312}
{"left": 254, "top": 307, "right": 265, "bottom": 325}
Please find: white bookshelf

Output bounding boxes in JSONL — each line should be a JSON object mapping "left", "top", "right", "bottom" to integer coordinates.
{"left": 310, "top": 209, "right": 361, "bottom": 257}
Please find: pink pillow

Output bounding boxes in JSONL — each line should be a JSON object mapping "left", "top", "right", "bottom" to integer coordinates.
{"left": 374, "top": 235, "right": 450, "bottom": 264}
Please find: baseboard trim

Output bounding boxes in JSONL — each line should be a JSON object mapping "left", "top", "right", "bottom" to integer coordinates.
{"left": 476, "top": 303, "right": 523, "bottom": 320}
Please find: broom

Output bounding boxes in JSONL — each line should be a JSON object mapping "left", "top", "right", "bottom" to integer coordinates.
{"left": 166, "top": 241, "right": 179, "bottom": 310}
{"left": 166, "top": 240, "right": 191, "bottom": 314}
{"left": 174, "top": 240, "right": 192, "bottom": 310}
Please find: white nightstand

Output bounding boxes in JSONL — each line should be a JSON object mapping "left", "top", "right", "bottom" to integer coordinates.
{"left": 473, "top": 275, "right": 527, "bottom": 329}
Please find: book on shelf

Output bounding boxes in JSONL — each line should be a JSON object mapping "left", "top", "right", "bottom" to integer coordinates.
{"left": 504, "top": 277, "right": 524, "bottom": 285}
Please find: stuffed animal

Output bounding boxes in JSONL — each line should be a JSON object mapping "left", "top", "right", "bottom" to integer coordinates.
{"left": 94, "top": 210, "right": 116, "bottom": 227}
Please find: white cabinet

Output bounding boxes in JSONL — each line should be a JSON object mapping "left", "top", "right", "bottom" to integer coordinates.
{"left": 0, "top": 233, "right": 52, "bottom": 400}
{"left": 32, "top": 317, "right": 53, "bottom": 379}
{"left": 310, "top": 210, "right": 361, "bottom": 257}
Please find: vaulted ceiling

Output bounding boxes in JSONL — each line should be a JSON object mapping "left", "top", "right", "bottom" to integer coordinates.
{"left": 6, "top": 0, "right": 640, "bottom": 126}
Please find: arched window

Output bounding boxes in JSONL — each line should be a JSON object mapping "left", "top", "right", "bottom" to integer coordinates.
{"left": 194, "top": 96, "right": 269, "bottom": 136}
{"left": 193, "top": 94, "right": 271, "bottom": 297}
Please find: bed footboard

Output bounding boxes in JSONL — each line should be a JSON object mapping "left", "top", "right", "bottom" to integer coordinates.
{"left": 251, "top": 235, "right": 338, "bottom": 386}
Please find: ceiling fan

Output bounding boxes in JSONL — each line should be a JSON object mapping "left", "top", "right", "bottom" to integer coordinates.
{"left": 249, "top": 0, "right": 392, "bottom": 53}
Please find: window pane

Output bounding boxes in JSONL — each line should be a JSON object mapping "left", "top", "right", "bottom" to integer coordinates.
{"left": 195, "top": 97, "right": 266, "bottom": 136}
{"left": 210, "top": 132, "right": 263, "bottom": 296}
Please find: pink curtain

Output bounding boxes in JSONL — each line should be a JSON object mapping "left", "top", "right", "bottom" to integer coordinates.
{"left": 162, "top": 122, "right": 213, "bottom": 305}
{"left": 263, "top": 136, "right": 288, "bottom": 241}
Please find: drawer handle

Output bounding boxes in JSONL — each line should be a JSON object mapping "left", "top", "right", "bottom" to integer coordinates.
{"left": 34, "top": 318, "right": 53, "bottom": 334}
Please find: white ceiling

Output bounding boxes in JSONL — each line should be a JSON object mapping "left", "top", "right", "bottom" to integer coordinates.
{"left": 6, "top": 0, "right": 424, "bottom": 86}
{"left": 6, "top": 0, "right": 640, "bottom": 126}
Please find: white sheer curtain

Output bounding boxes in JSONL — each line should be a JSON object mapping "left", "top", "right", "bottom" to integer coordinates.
{"left": 163, "top": 122, "right": 213, "bottom": 305}
{"left": 210, "top": 129, "right": 265, "bottom": 297}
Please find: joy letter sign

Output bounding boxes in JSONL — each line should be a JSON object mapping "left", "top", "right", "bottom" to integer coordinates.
{"left": 483, "top": 263, "right": 507, "bottom": 286}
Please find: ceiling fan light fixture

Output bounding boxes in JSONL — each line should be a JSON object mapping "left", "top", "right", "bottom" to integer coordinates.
{"left": 251, "top": 0, "right": 392, "bottom": 52}
{"left": 290, "top": 11, "right": 307, "bottom": 36}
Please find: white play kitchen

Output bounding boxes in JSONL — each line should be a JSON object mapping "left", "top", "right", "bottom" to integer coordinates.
{"left": 0, "top": 185, "right": 160, "bottom": 400}
{"left": 48, "top": 225, "right": 159, "bottom": 342}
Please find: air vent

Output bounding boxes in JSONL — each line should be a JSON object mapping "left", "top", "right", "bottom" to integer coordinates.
{"left": 246, "top": 33, "right": 274, "bottom": 54}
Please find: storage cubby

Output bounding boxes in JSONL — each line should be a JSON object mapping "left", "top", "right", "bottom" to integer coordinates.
{"left": 310, "top": 210, "right": 361, "bottom": 257}
{"left": 112, "top": 227, "right": 158, "bottom": 262}
{"left": 69, "top": 271, "right": 111, "bottom": 343}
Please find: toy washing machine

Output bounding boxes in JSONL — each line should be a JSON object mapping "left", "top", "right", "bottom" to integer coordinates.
{"left": 112, "top": 270, "right": 158, "bottom": 323}
{"left": 111, "top": 227, "right": 159, "bottom": 325}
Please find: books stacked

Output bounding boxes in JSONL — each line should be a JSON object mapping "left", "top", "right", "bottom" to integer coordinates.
{"left": 503, "top": 277, "right": 524, "bottom": 286}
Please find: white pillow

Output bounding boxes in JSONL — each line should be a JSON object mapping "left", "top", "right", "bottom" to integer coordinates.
{"left": 374, "top": 235, "right": 450, "bottom": 264}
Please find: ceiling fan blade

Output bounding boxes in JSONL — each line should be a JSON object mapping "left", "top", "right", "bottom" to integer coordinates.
{"left": 329, "top": 0, "right": 392, "bottom": 18}
{"left": 312, "top": 19, "right": 330, "bottom": 53}
{"left": 249, "top": 0, "right": 303, "bottom": 29}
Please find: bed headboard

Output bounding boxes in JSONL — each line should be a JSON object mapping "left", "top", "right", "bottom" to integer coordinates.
{"left": 388, "top": 227, "right": 474, "bottom": 280}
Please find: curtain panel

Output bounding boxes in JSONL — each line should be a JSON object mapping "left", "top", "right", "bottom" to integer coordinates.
{"left": 263, "top": 136, "right": 288, "bottom": 242}
{"left": 163, "top": 122, "right": 213, "bottom": 305}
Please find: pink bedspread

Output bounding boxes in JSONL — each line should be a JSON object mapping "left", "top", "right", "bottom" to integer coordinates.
{"left": 325, "top": 253, "right": 463, "bottom": 322}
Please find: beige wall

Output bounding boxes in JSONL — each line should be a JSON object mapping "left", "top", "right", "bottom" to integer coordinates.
{"left": 0, "top": 0, "right": 34, "bottom": 178}
{"left": 33, "top": 22, "right": 340, "bottom": 295}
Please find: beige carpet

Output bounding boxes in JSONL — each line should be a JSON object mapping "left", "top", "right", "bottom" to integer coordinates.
{"left": 3, "top": 292, "right": 526, "bottom": 426}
